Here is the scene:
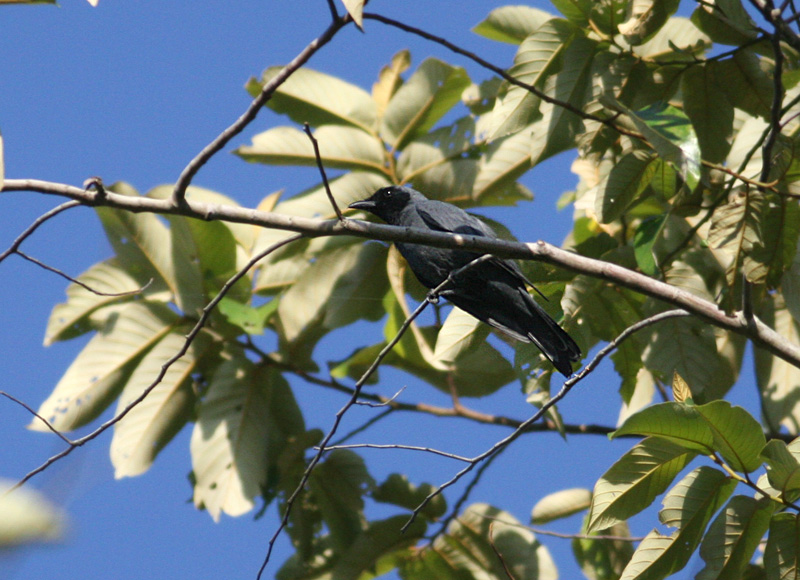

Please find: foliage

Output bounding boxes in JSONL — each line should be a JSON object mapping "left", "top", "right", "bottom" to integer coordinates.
{"left": 16, "top": 0, "right": 800, "bottom": 579}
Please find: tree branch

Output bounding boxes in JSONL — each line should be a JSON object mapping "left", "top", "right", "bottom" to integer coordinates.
{"left": 6, "top": 178, "right": 800, "bottom": 369}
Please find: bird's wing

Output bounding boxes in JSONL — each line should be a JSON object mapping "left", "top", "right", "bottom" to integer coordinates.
{"left": 416, "top": 200, "right": 543, "bottom": 291}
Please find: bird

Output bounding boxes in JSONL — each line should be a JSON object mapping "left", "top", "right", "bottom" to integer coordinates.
{"left": 348, "top": 185, "right": 581, "bottom": 376}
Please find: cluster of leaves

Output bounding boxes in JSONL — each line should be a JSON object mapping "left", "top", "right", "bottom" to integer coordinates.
{"left": 26, "top": 0, "right": 800, "bottom": 578}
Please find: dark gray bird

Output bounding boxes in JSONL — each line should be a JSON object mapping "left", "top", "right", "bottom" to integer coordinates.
{"left": 349, "top": 185, "right": 581, "bottom": 376}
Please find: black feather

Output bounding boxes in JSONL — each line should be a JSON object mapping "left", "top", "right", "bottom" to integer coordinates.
{"left": 349, "top": 185, "right": 581, "bottom": 376}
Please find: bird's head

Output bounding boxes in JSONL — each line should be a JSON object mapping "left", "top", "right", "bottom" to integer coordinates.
{"left": 348, "top": 185, "right": 416, "bottom": 224}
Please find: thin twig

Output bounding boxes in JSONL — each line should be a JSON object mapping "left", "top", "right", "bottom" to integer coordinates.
{"left": 402, "top": 309, "right": 691, "bottom": 531}
{"left": 321, "top": 443, "right": 472, "bottom": 462}
{"left": 15, "top": 250, "right": 152, "bottom": 297}
{"left": 171, "top": 14, "right": 350, "bottom": 203}
{"left": 0, "top": 200, "right": 80, "bottom": 264}
{"left": 488, "top": 522, "right": 517, "bottom": 580}
{"left": 9, "top": 233, "right": 305, "bottom": 493}
{"left": 0, "top": 391, "right": 72, "bottom": 445}
{"left": 303, "top": 122, "right": 344, "bottom": 220}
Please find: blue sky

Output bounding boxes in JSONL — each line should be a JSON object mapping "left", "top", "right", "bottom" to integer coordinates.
{"left": 0, "top": 1, "right": 761, "bottom": 579}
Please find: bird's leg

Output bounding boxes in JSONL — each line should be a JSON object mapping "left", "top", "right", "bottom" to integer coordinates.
{"left": 446, "top": 373, "right": 465, "bottom": 413}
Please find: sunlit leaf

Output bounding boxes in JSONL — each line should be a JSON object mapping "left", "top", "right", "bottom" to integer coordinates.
{"left": 0, "top": 479, "right": 65, "bottom": 547}
{"left": 618, "top": 0, "right": 680, "bottom": 46}
{"left": 697, "top": 495, "right": 774, "bottom": 580}
{"left": 372, "top": 49, "right": 410, "bottom": 115}
{"left": 613, "top": 402, "right": 715, "bottom": 453}
{"left": 632, "top": 17, "right": 710, "bottom": 61}
{"left": 248, "top": 66, "right": 377, "bottom": 132}
{"left": 531, "top": 488, "right": 592, "bottom": 524}
{"left": 588, "top": 437, "right": 696, "bottom": 533}
{"left": 110, "top": 327, "right": 214, "bottom": 478}
{"left": 472, "top": 5, "right": 553, "bottom": 45}
{"left": 381, "top": 58, "right": 470, "bottom": 150}
{"left": 31, "top": 302, "right": 178, "bottom": 433}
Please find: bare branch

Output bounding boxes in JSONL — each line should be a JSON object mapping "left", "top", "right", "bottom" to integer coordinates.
{"left": 171, "top": 15, "right": 351, "bottom": 203}
{"left": 7, "top": 177, "right": 799, "bottom": 368}
{"left": 0, "top": 391, "right": 72, "bottom": 445}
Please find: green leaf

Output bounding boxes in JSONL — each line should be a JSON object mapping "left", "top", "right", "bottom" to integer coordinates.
{"left": 248, "top": 66, "right": 377, "bottom": 132}
{"left": 632, "top": 17, "right": 710, "bottom": 61}
{"left": 682, "top": 64, "right": 734, "bottom": 164}
{"left": 529, "top": 34, "right": 596, "bottom": 167}
{"left": 472, "top": 5, "right": 554, "bottom": 44}
{"left": 235, "top": 124, "right": 386, "bottom": 174}
{"left": 373, "top": 473, "right": 446, "bottom": 520}
{"left": 398, "top": 503, "right": 557, "bottom": 580}
{"left": 472, "top": 126, "right": 536, "bottom": 204}
{"left": 31, "top": 302, "right": 178, "bottom": 433}
{"left": 191, "top": 355, "right": 269, "bottom": 520}
{"left": 44, "top": 259, "right": 144, "bottom": 345}
{"left": 339, "top": 0, "right": 363, "bottom": 28}
{"left": 642, "top": 310, "right": 723, "bottom": 403}
{"left": 330, "top": 515, "right": 427, "bottom": 580}
{"left": 588, "top": 437, "right": 696, "bottom": 533}
{"left": 691, "top": 0, "right": 759, "bottom": 46}
{"left": 596, "top": 150, "right": 658, "bottom": 223}
{"left": 309, "top": 450, "right": 374, "bottom": 552}
{"left": 276, "top": 242, "right": 389, "bottom": 365}
{"left": 619, "top": 467, "right": 736, "bottom": 579}
{"left": 761, "top": 440, "right": 800, "bottom": 503}
{"left": 694, "top": 400, "right": 765, "bottom": 473}
{"left": 550, "top": 0, "right": 591, "bottom": 26}
{"left": 713, "top": 50, "right": 773, "bottom": 119}
{"left": 110, "top": 327, "right": 214, "bottom": 478}
{"left": 613, "top": 402, "right": 715, "bottom": 453}
{"left": 764, "top": 512, "right": 800, "bottom": 580}
{"left": 755, "top": 294, "right": 800, "bottom": 434}
{"left": 380, "top": 58, "right": 470, "bottom": 151}
{"left": 634, "top": 215, "right": 666, "bottom": 276}
{"left": 489, "top": 18, "right": 578, "bottom": 139}
{"left": 531, "top": 488, "right": 592, "bottom": 524}
{"left": 697, "top": 495, "right": 774, "bottom": 580}
{"left": 573, "top": 520, "right": 634, "bottom": 580}
{"left": 216, "top": 297, "right": 277, "bottom": 336}
{"left": 611, "top": 101, "right": 701, "bottom": 191}
{"left": 432, "top": 307, "right": 487, "bottom": 366}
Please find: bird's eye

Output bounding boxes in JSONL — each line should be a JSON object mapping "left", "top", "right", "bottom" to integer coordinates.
{"left": 385, "top": 190, "right": 393, "bottom": 197}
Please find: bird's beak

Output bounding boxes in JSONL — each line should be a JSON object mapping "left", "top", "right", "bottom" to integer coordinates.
{"left": 348, "top": 199, "right": 376, "bottom": 212}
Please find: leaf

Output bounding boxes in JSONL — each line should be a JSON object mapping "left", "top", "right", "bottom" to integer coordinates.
{"left": 755, "top": 294, "right": 800, "bottom": 434}
{"left": 330, "top": 516, "right": 427, "bottom": 580}
{"left": 695, "top": 400, "right": 766, "bottom": 473}
{"left": 761, "top": 440, "right": 800, "bottom": 503}
{"left": 613, "top": 402, "right": 715, "bottom": 453}
{"left": 713, "top": 50, "right": 773, "bottom": 119}
{"left": 235, "top": 124, "right": 386, "bottom": 174}
{"left": 691, "top": 0, "right": 759, "bottom": 46}
{"left": 610, "top": 101, "right": 701, "bottom": 191}
{"left": 573, "top": 520, "right": 634, "bottom": 580}
{"left": 216, "top": 297, "right": 276, "bottom": 336}
{"left": 398, "top": 503, "right": 557, "bottom": 580}
{"left": 372, "top": 49, "right": 410, "bottom": 115}
{"left": 380, "top": 58, "right": 470, "bottom": 151}
{"left": 697, "top": 495, "right": 774, "bottom": 580}
{"left": 764, "top": 513, "right": 800, "bottom": 580}
{"left": 373, "top": 473, "right": 446, "bottom": 520}
{"left": 632, "top": 17, "right": 710, "bottom": 61}
{"left": 596, "top": 150, "right": 657, "bottom": 223}
{"left": 110, "top": 328, "right": 214, "bottom": 478}
{"left": 489, "top": 18, "right": 578, "bottom": 139}
{"left": 276, "top": 242, "right": 389, "bottom": 365}
{"left": 308, "top": 450, "right": 374, "bottom": 552}
{"left": 44, "top": 259, "right": 144, "bottom": 345}
{"left": 191, "top": 356, "right": 266, "bottom": 520}
{"left": 642, "top": 310, "right": 723, "bottom": 402}
{"left": 588, "top": 437, "right": 696, "bottom": 533}
{"left": 682, "top": 64, "right": 734, "bottom": 164}
{"left": 472, "top": 5, "right": 554, "bottom": 45}
{"left": 432, "top": 307, "right": 487, "bottom": 366}
{"left": 247, "top": 66, "right": 377, "bottom": 132}
{"left": 339, "top": 0, "right": 363, "bottom": 28}
{"left": 531, "top": 488, "right": 592, "bottom": 524}
{"left": 0, "top": 479, "right": 65, "bottom": 547}
{"left": 472, "top": 126, "right": 536, "bottom": 204}
{"left": 633, "top": 215, "right": 666, "bottom": 277}
{"left": 30, "top": 302, "right": 178, "bottom": 432}
{"left": 672, "top": 371, "right": 692, "bottom": 403}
